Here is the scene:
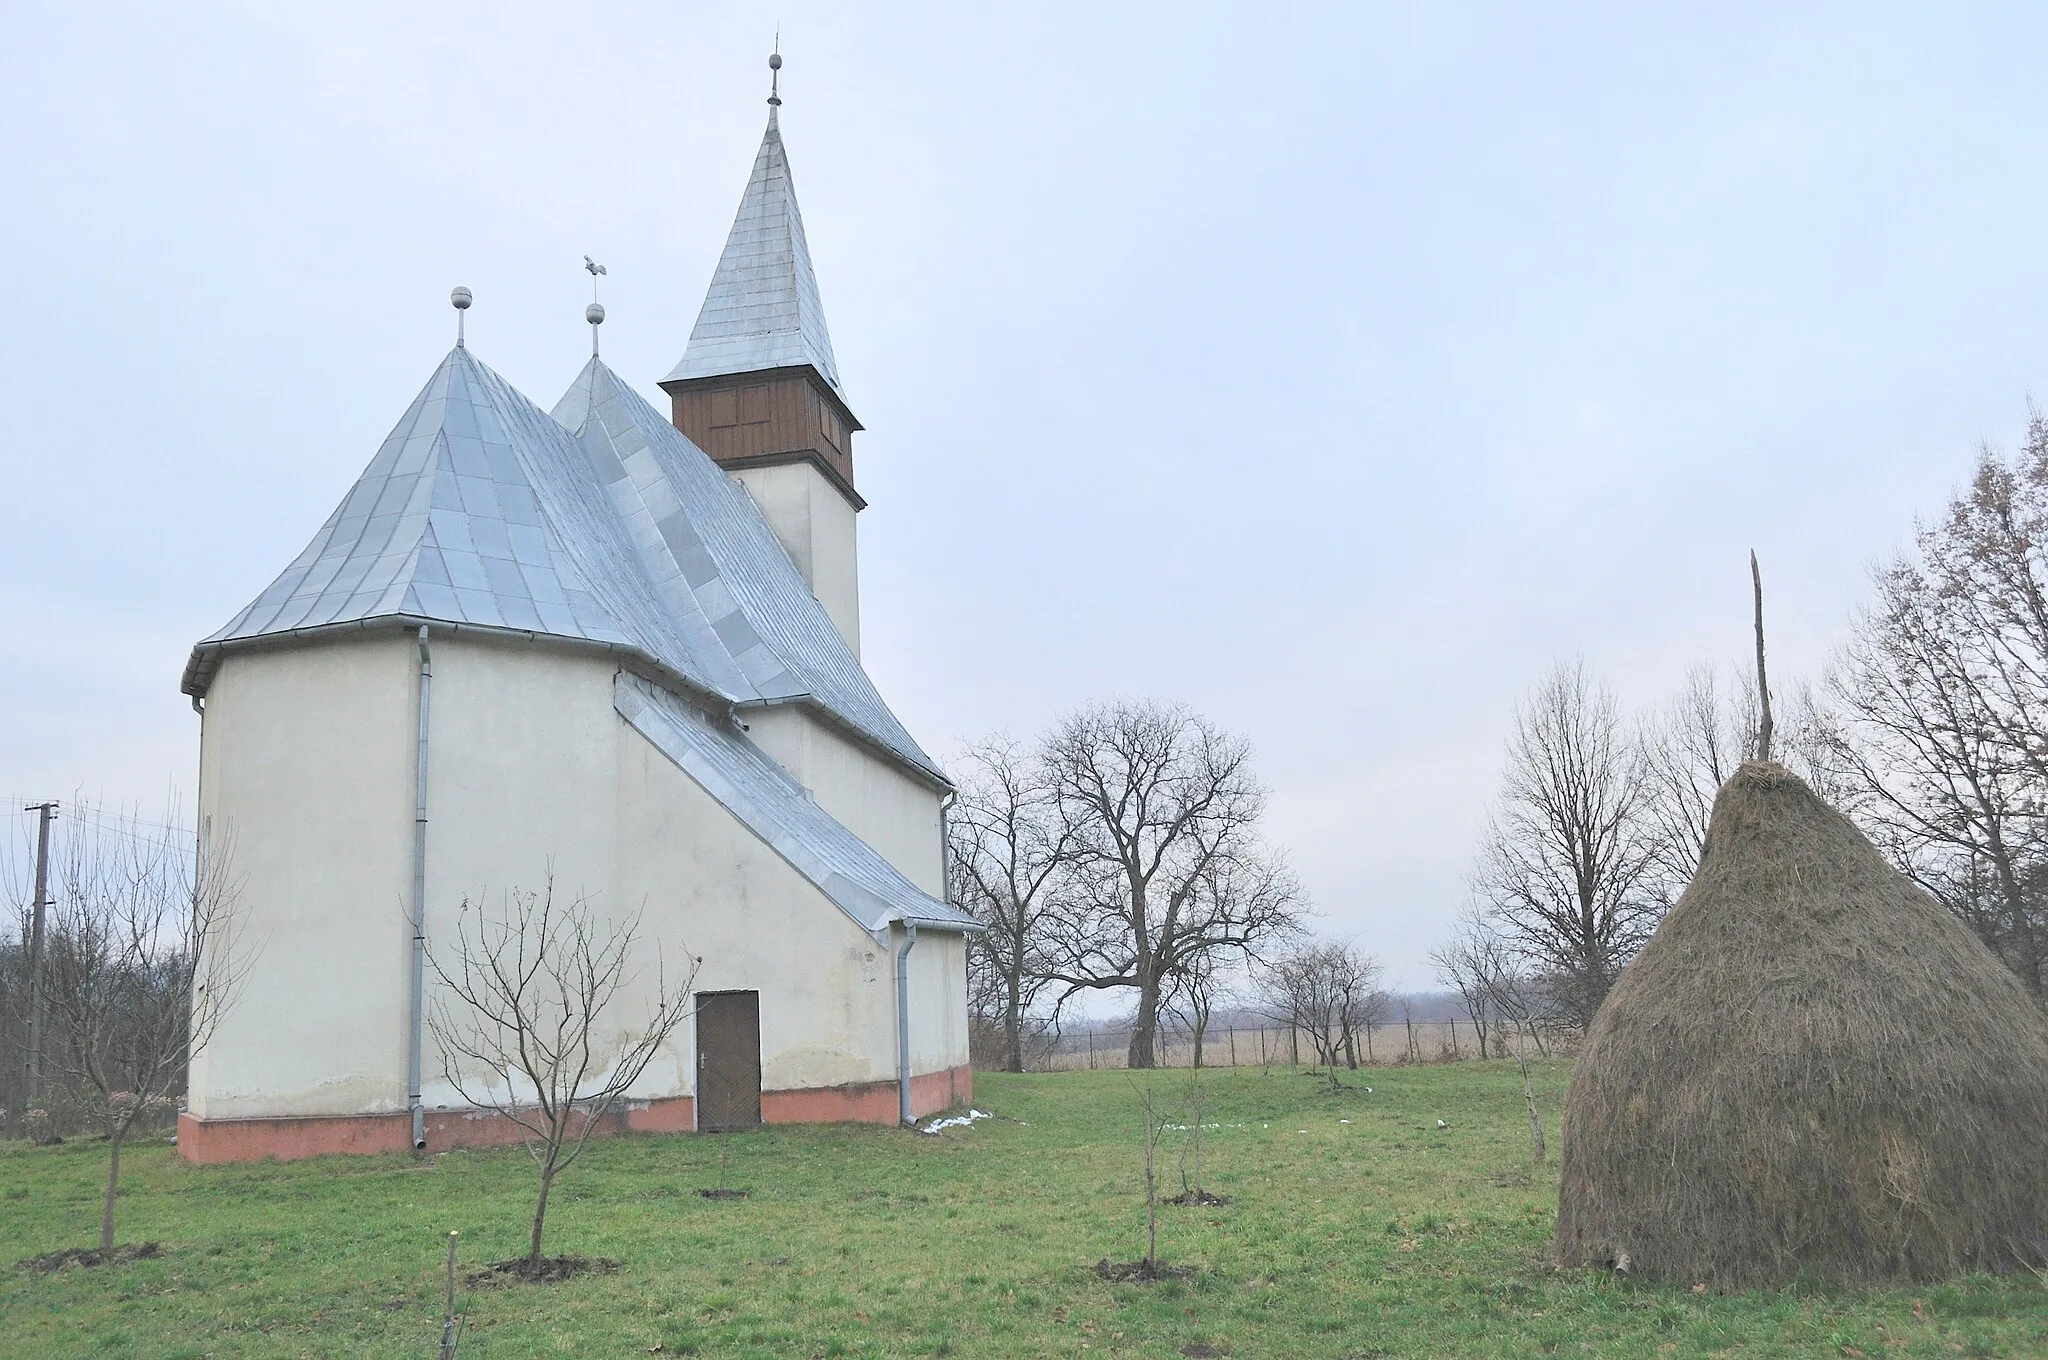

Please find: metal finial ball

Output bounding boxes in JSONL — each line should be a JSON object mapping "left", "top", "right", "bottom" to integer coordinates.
{"left": 450, "top": 286, "right": 473, "bottom": 310}
{"left": 769, "top": 52, "right": 782, "bottom": 70}
{"left": 585, "top": 302, "right": 605, "bottom": 326}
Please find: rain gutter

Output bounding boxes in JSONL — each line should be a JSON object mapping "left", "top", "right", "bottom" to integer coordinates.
{"left": 182, "top": 616, "right": 736, "bottom": 723}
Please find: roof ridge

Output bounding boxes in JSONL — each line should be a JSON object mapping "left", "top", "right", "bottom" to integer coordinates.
{"left": 550, "top": 360, "right": 944, "bottom": 785}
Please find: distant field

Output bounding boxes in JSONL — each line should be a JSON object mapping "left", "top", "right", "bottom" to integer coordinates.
{"left": 4, "top": 1063, "right": 2047, "bottom": 1358}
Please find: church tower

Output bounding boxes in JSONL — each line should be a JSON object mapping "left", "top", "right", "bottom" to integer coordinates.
{"left": 662, "top": 56, "right": 865, "bottom": 655}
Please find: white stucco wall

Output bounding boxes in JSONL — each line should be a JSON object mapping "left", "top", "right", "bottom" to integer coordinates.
{"left": 411, "top": 636, "right": 640, "bottom": 1111}
{"left": 905, "top": 929, "right": 970, "bottom": 1074}
{"left": 730, "top": 462, "right": 861, "bottom": 656}
{"left": 616, "top": 724, "right": 901, "bottom": 1092}
{"left": 189, "top": 634, "right": 417, "bottom": 1119}
{"left": 193, "top": 628, "right": 967, "bottom": 1126}
{"left": 744, "top": 706, "right": 946, "bottom": 898}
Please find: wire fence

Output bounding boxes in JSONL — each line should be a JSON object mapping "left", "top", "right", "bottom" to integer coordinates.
{"left": 1014, "top": 1017, "right": 1548, "bottom": 1073}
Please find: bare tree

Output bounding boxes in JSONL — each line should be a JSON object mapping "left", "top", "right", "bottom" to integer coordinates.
{"left": 1040, "top": 700, "right": 1303, "bottom": 1068}
{"left": 1827, "top": 555, "right": 2048, "bottom": 997}
{"left": 1435, "top": 911, "right": 1548, "bottom": 1162}
{"left": 1639, "top": 664, "right": 1758, "bottom": 893}
{"left": 1431, "top": 922, "right": 1498, "bottom": 1060}
{"left": 39, "top": 806, "right": 250, "bottom": 1254}
{"left": 1165, "top": 951, "right": 1226, "bottom": 1069}
{"left": 1794, "top": 419, "right": 2048, "bottom": 999}
{"left": 1254, "top": 939, "right": 1385, "bottom": 1087}
{"left": 429, "top": 881, "right": 698, "bottom": 1272}
{"left": 1473, "top": 659, "right": 1666, "bottom": 1031}
{"left": 1920, "top": 412, "right": 2048, "bottom": 795}
{"left": 1139, "top": 1086, "right": 1163, "bottom": 1272}
{"left": 1175, "top": 1067, "right": 1211, "bottom": 1203}
{"left": 949, "top": 737, "right": 1074, "bottom": 1072}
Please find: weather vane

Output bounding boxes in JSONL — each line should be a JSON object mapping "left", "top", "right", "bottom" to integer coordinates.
{"left": 582, "top": 258, "right": 607, "bottom": 358}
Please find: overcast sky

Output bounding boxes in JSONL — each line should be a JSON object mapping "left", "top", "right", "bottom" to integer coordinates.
{"left": 4, "top": 4, "right": 2046, "bottom": 985}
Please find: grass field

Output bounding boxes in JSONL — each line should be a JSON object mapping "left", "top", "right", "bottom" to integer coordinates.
{"left": 4, "top": 1062, "right": 2048, "bottom": 1358}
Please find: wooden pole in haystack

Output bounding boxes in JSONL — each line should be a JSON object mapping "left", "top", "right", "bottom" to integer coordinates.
{"left": 1751, "top": 550, "right": 1773, "bottom": 763}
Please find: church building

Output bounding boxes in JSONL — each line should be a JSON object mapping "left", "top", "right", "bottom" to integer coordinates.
{"left": 176, "top": 66, "right": 974, "bottom": 1163}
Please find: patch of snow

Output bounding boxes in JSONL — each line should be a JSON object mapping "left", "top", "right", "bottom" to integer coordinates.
{"left": 919, "top": 1108, "right": 992, "bottom": 1135}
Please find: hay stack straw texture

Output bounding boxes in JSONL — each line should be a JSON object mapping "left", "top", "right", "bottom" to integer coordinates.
{"left": 1554, "top": 761, "right": 2048, "bottom": 1287}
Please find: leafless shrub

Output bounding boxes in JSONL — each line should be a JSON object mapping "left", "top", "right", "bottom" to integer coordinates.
{"left": 38, "top": 805, "right": 251, "bottom": 1252}
{"left": 428, "top": 880, "right": 697, "bottom": 1272}
{"left": 1254, "top": 939, "right": 1387, "bottom": 1089}
{"left": 1435, "top": 910, "right": 1547, "bottom": 1163}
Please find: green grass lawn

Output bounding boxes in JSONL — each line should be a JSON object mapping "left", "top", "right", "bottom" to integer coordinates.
{"left": 4, "top": 1061, "right": 2047, "bottom": 1358}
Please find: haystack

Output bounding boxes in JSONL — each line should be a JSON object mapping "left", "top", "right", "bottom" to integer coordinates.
{"left": 1554, "top": 760, "right": 2048, "bottom": 1287}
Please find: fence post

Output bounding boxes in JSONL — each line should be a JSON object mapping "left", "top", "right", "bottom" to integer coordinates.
{"left": 1227, "top": 1027, "right": 1237, "bottom": 1067}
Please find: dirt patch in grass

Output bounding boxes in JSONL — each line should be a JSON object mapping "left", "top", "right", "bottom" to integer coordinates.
{"left": 1179, "top": 1344, "right": 1231, "bottom": 1358}
{"left": 17, "top": 1242, "right": 161, "bottom": 1272}
{"left": 464, "top": 1254, "right": 619, "bottom": 1287}
{"left": 696, "top": 1187, "right": 749, "bottom": 1200}
{"left": 1094, "top": 1257, "right": 1195, "bottom": 1283}
{"left": 1163, "top": 1190, "right": 1231, "bottom": 1207}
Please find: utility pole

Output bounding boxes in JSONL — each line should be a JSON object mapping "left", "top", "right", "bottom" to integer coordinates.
{"left": 23, "top": 801, "right": 56, "bottom": 1105}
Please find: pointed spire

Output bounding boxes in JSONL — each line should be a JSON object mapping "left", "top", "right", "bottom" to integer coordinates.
{"left": 661, "top": 53, "right": 846, "bottom": 404}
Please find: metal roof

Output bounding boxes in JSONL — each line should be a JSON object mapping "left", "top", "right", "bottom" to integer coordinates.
{"left": 186, "top": 343, "right": 944, "bottom": 789}
{"left": 184, "top": 345, "right": 738, "bottom": 694}
{"left": 661, "top": 109, "right": 846, "bottom": 404}
{"left": 615, "top": 674, "right": 974, "bottom": 934}
{"left": 552, "top": 356, "right": 941, "bottom": 781}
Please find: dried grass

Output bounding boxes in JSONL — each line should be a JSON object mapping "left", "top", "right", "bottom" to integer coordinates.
{"left": 1554, "top": 761, "right": 2048, "bottom": 1287}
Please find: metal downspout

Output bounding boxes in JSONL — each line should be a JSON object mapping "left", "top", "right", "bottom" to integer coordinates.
{"left": 895, "top": 921, "right": 919, "bottom": 1126}
{"left": 409, "top": 625, "right": 432, "bottom": 1150}
{"left": 938, "top": 789, "right": 956, "bottom": 904}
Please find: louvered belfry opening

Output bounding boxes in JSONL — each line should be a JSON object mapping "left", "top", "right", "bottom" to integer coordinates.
{"left": 695, "top": 991, "right": 763, "bottom": 1132}
{"left": 667, "top": 366, "right": 862, "bottom": 509}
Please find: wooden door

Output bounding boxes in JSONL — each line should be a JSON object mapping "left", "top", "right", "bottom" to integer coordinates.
{"left": 695, "top": 991, "right": 762, "bottom": 1132}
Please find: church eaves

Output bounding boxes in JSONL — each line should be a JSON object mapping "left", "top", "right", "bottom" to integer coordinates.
{"left": 553, "top": 357, "right": 942, "bottom": 783}
{"left": 661, "top": 109, "right": 847, "bottom": 403}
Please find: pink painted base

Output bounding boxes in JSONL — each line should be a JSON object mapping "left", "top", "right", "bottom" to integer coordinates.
{"left": 176, "top": 1066, "right": 974, "bottom": 1164}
